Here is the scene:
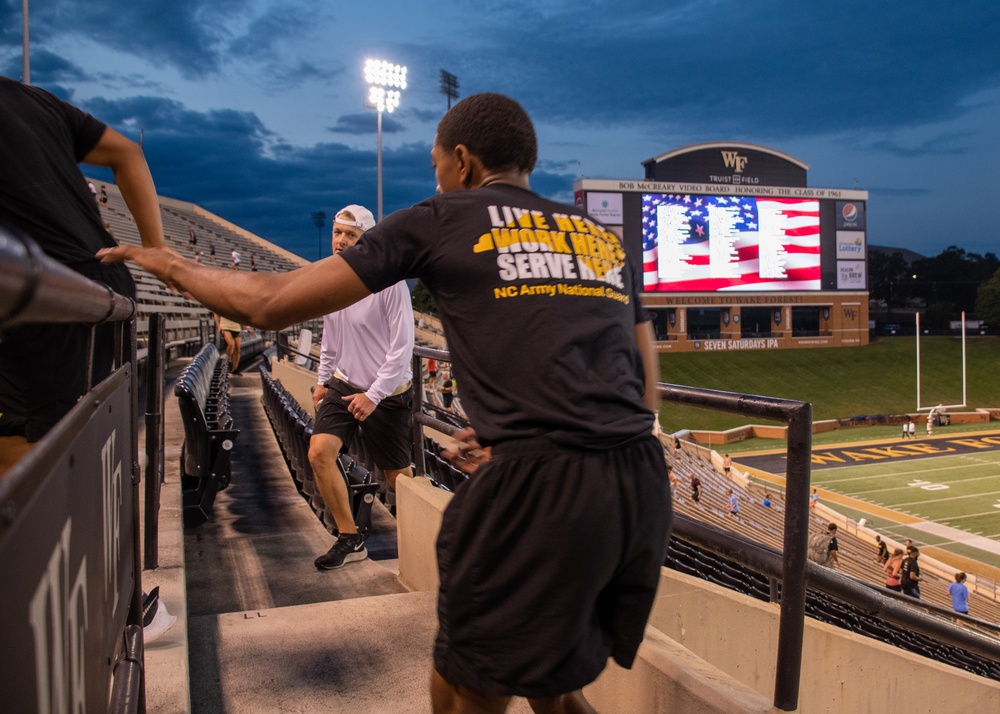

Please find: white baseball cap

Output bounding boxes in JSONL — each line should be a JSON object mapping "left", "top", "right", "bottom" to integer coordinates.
{"left": 335, "top": 204, "right": 376, "bottom": 232}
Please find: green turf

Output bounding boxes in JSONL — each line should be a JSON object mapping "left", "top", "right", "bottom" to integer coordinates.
{"left": 809, "top": 450, "right": 1000, "bottom": 565}
{"left": 730, "top": 421, "right": 1000, "bottom": 453}
{"left": 657, "top": 335, "right": 1000, "bottom": 433}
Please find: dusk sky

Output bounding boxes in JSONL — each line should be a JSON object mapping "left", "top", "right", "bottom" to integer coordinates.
{"left": 2, "top": 1, "right": 998, "bottom": 260}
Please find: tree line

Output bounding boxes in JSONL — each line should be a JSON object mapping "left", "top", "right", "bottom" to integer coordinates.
{"left": 868, "top": 246, "right": 1000, "bottom": 329}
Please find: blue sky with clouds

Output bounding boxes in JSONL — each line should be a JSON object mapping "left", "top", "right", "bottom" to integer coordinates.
{"left": 2, "top": 0, "right": 999, "bottom": 260}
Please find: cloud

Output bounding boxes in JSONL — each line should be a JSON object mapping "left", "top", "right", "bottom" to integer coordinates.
{"left": 408, "top": 0, "right": 1000, "bottom": 141}
{"left": 865, "top": 187, "right": 932, "bottom": 198}
{"left": 404, "top": 107, "right": 443, "bottom": 123}
{"left": 866, "top": 132, "right": 972, "bottom": 158}
{"left": 77, "top": 94, "right": 438, "bottom": 258}
{"left": 16, "top": 0, "right": 336, "bottom": 82}
{"left": 0, "top": 49, "right": 88, "bottom": 90}
{"left": 24, "top": 0, "right": 239, "bottom": 78}
{"left": 10, "top": 0, "right": 1000, "bottom": 261}
{"left": 327, "top": 112, "right": 406, "bottom": 135}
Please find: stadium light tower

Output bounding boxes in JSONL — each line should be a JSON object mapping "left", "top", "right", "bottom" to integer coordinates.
{"left": 439, "top": 70, "right": 459, "bottom": 110}
{"left": 310, "top": 211, "right": 326, "bottom": 261}
{"left": 364, "top": 58, "right": 407, "bottom": 221}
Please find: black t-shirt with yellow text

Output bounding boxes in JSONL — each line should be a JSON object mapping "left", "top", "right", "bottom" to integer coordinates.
{"left": 341, "top": 184, "right": 652, "bottom": 449}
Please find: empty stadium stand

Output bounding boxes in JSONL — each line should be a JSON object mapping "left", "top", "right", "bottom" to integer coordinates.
{"left": 90, "top": 179, "right": 308, "bottom": 357}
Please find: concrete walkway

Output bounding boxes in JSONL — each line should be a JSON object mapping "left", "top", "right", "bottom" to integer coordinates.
{"left": 142, "top": 366, "right": 530, "bottom": 712}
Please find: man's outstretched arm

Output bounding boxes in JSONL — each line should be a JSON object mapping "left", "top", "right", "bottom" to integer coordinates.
{"left": 98, "top": 245, "right": 371, "bottom": 330}
{"left": 635, "top": 320, "right": 661, "bottom": 415}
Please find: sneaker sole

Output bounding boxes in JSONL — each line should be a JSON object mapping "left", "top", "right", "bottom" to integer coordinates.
{"left": 316, "top": 549, "right": 368, "bottom": 571}
{"left": 144, "top": 607, "right": 178, "bottom": 643}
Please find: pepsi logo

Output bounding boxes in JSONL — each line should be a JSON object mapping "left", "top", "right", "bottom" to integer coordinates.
{"left": 842, "top": 203, "right": 858, "bottom": 222}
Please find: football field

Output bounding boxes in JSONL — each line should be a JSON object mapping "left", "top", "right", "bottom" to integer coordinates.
{"left": 735, "top": 431, "right": 1000, "bottom": 571}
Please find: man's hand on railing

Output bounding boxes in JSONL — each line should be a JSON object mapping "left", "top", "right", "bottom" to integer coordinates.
{"left": 440, "top": 427, "right": 490, "bottom": 475}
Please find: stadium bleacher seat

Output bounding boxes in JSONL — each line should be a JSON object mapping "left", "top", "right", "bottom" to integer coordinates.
{"left": 174, "top": 344, "right": 239, "bottom": 525}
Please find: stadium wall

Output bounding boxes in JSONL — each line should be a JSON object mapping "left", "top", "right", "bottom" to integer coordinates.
{"left": 651, "top": 569, "right": 1000, "bottom": 712}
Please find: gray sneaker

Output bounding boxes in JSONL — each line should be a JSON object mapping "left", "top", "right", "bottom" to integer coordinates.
{"left": 314, "top": 535, "right": 367, "bottom": 570}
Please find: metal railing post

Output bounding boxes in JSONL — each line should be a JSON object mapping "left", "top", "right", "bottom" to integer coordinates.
{"left": 143, "top": 313, "right": 165, "bottom": 570}
{"left": 773, "top": 401, "right": 812, "bottom": 710}
{"left": 411, "top": 353, "right": 427, "bottom": 477}
{"left": 656, "top": 383, "right": 812, "bottom": 711}
{"left": 125, "top": 312, "right": 146, "bottom": 713}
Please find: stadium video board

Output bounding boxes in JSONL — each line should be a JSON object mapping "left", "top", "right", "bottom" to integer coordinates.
{"left": 641, "top": 193, "right": 820, "bottom": 292}
{"left": 577, "top": 181, "right": 868, "bottom": 294}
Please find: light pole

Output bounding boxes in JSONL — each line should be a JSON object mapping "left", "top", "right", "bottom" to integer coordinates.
{"left": 311, "top": 211, "right": 326, "bottom": 261}
{"left": 364, "top": 58, "right": 407, "bottom": 221}
{"left": 439, "top": 70, "right": 459, "bottom": 110}
{"left": 22, "top": 0, "right": 30, "bottom": 84}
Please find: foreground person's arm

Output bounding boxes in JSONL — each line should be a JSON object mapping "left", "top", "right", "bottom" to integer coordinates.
{"left": 98, "top": 245, "right": 371, "bottom": 330}
{"left": 635, "top": 320, "right": 661, "bottom": 416}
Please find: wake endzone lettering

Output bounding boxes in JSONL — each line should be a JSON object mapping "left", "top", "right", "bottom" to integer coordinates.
{"left": 476, "top": 205, "right": 627, "bottom": 298}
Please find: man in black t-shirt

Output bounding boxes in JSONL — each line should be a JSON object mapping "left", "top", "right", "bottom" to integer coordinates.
{"left": 900, "top": 547, "right": 922, "bottom": 598}
{"left": 0, "top": 76, "right": 166, "bottom": 470}
{"left": 826, "top": 523, "right": 840, "bottom": 568}
{"left": 439, "top": 373, "right": 456, "bottom": 409}
{"left": 875, "top": 535, "right": 889, "bottom": 565}
{"left": 100, "top": 92, "right": 672, "bottom": 713}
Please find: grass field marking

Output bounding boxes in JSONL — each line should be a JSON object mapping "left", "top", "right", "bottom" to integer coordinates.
{"left": 893, "top": 489, "right": 1000, "bottom": 508}
{"left": 812, "top": 455, "right": 998, "bottom": 486}
{"left": 933, "top": 509, "right": 1000, "bottom": 523}
{"left": 814, "top": 463, "right": 970, "bottom": 485}
{"left": 834, "top": 482, "right": 965, "bottom": 498}
{"left": 815, "top": 454, "right": 1000, "bottom": 483}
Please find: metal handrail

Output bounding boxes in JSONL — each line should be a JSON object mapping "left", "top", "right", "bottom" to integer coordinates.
{"left": 658, "top": 383, "right": 812, "bottom": 711}
{"left": 0, "top": 222, "right": 135, "bottom": 328}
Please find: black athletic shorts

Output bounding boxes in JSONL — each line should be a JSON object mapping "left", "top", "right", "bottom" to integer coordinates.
{"left": 0, "top": 261, "right": 134, "bottom": 442}
{"left": 433, "top": 433, "right": 672, "bottom": 698}
{"left": 312, "top": 376, "right": 412, "bottom": 471}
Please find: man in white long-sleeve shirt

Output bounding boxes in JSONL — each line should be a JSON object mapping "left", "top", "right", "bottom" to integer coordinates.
{"left": 309, "top": 205, "right": 415, "bottom": 570}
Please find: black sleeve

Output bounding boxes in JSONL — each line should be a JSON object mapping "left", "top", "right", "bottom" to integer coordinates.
{"left": 340, "top": 202, "right": 437, "bottom": 294}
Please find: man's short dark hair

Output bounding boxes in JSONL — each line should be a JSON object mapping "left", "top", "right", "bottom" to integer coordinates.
{"left": 828, "top": 523, "right": 837, "bottom": 531}
{"left": 435, "top": 93, "right": 537, "bottom": 174}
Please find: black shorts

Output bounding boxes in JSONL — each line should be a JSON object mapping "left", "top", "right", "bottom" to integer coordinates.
{"left": 312, "top": 377, "right": 412, "bottom": 471}
{"left": 0, "top": 261, "right": 134, "bottom": 442}
{"left": 434, "top": 434, "right": 672, "bottom": 698}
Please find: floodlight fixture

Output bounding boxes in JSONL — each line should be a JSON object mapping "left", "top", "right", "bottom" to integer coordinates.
{"left": 364, "top": 58, "right": 408, "bottom": 220}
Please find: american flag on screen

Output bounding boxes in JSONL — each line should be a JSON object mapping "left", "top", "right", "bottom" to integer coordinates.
{"left": 641, "top": 194, "right": 821, "bottom": 292}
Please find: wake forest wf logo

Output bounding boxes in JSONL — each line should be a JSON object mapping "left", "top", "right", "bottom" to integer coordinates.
{"left": 28, "top": 431, "right": 123, "bottom": 713}
{"left": 721, "top": 150, "right": 749, "bottom": 173}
